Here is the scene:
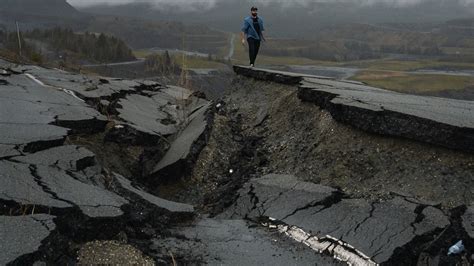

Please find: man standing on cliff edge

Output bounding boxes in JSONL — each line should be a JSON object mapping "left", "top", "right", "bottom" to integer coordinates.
{"left": 241, "top": 6, "right": 265, "bottom": 67}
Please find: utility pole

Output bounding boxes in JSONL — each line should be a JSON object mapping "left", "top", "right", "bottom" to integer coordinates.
{"left": 15, "top": 21, "right": 22, "bottom": 57}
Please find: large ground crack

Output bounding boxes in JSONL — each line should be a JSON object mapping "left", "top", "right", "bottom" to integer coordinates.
{"left": 28, "top": 164, "right": 76, "bottom": 207}
{"left": 280, "top": 190, "right": 344, "bottom": 220}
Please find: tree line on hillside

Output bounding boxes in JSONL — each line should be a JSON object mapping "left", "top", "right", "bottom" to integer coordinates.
{"left": 263, "top": 38, "right": 444, "bottom": 61}
{"left": 87, "top": 16, "right": 227, "bottom": 54}
{"left": 0, "top": 29, "right": 41, "bottom": 62}
{"left": 379, "top": 44, "right": 443, "bottom": 56}
{"left": 0, "top": 27, "right": 135, "bottom": 64}
{"left": 263, "top": 40, "right": 380, "bottom": 61}
{"left": 144, "top": 51, "right": 180, "bottom": 75}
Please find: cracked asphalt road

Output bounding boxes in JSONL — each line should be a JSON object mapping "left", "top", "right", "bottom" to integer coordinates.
{"left": 1, "top": 58, "right": 473, "bottom": 265}
{"left": 222, "top": 174, "right": 450, "bottom": 264}
{"left": 0, "top": 59, "right": 204, "bottom": 265}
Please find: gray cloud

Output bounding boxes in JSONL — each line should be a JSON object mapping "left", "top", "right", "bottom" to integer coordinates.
{"left": 68, "top": 0, "right": 218, "bottom": 10}
{"left": 67, "top": 0, "right": 474, "bottom": 9}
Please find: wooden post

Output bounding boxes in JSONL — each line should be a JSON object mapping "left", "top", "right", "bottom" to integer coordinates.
{"left": 16, "top": 21, "right": 22, "bottom": 57}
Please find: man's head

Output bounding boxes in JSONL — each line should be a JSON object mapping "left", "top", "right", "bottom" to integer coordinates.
{"left": 251, "top": 6, "right": 258, "bottom": 17}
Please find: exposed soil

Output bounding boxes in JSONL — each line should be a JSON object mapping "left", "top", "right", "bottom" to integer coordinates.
{"left": 146, "top": 74, "right": 473, "bottom": 264}
{"left": 220, "top": 76, "right": 474, "bottom": 208}
{"left": 163, "top": 75, "right": 472, "bottom": 216}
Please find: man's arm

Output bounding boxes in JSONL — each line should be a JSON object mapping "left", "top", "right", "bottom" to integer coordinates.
{"left": 241, "top": 19, "right": 248, "bottom": 45}
{"left": 241, "top": 31, "right": 246, "bottom": 45}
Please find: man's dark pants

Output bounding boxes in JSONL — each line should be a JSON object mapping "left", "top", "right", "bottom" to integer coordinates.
{"left": 247, "top": 37, "right": 261, "bottom": 65}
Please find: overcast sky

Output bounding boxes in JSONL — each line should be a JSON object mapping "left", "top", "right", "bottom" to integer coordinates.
{"left": 66, "top": 0, "right": 474, "bottom": 14}
{"left": 68, "top": 0, "right": 474, "bottom": 8}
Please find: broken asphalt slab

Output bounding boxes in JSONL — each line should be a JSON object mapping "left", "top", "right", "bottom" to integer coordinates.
{"left": 11, "top": 145, "right": 96, "bottom": 172}
{"left": 0, "top": 160, "right": 127, "bottom": 217}
{"left": 234, "top": 65, "right": 474, "bottom": 153}
{"left": 0, "top": 72, "right": 107, "bottom": 152}
{"left": 222, "top": 174, "right": 461, "bottom": 264}
{"left": 1, "top": 123, "right": 69, "bottom": 153}
{"left": 0, "top": 144, "right": 21, "bottom": 158}
{"left": 1, "top": 61, "right": 211, "bottom": 148}
{"left": 0, "top": 214, "right": 56, "bottom": 265}
{"left": 115, "top": 94, "right": 178, "bottom": 137}
{"left": 113, "top": 85, "right": 210, "bottom": 138}
{"left": 233, "top": 65, "right": 332, "bottom": 85}
{"left": 149, "top": 102, "right": 212, "bottom": 181}
{"left": 152, "top": 218, "right": 342, "bottom": 265}
{"left": 15, "top": 66, "right": 145, "bottom": 101}
{"left": 0, "top": 60, "right": 203, "bottom": 263}
{"left": 114, "top": 173, "right": 194, "bottom": 215}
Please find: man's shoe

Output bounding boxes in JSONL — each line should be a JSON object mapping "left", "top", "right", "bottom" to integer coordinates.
{"left": 250, "top": 64, "right": 254, "bottom": 68}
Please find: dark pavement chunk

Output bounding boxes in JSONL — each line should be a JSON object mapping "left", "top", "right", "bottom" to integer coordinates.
{"left": 222, "top": 174, "right": 337, "bottom": 220}
{"left": 225, "top": 174, "right": 451, "bottom": 264}
{"left": 285, "top": 197, "right": 449, "bottom": 263}
{"left": 152, "top": 218, "right": 341, "bottom": 265}
{"left": 0, "top": 214, "right": 56, "bottom": 265}
{"left": 0, "top": 144, "right": 21, "bottom": 158}
{"left": 25, "top": 68, "right": 138, "bottom": 99}
{"left": 2, "top": 73, "right": 86, "bottom": 106}
{"left": 0, "top": 160, "right": 71, "bottom": 209}
{"left": 25, "top": 67, "right": 166, "bottom": 101}
{"left": 0, "top": 87, "right": 70, "bottom": 148}
{"left": 233, "top": 65, "right": 331, "bottom": 85}
{"left": 34, "top": 165, "right": 127, "bottom": 217}
{"left": 114, "top": 85, "right": 208, "bottom": 139}
{"left": 12, "top": 145, "right": 96, "bottom": 172}
{"left": 116, "top": 94, "right": 177, "bottom": 136}
{"left": 0, "top": 72, "right": 107, "bottom": 151}
{"left": 116, "top": 85, "right": 208, "bottom": 137}
{"left": 0, "top": 120, "right": 70, "bottom": 152}
{"left": 115, "top": 173, "right": 194, "bottom": 214}
{"left": 151, "top": 103, "right": 211, "bottom": 176}
{"left": 0, "top": 95, "right": 57, "bottom": 125}
{"left": 302, "top": 77, "right": 474, "bottom": 128}
{"left": 0, "top": 160, "right": 127, "bottom": 217}
{"left": 299, "top": 78, "right": 474, "bottom": 152}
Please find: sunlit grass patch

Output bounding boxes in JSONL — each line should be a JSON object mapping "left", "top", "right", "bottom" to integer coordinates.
{"left": 351, "top": 70, "right": 474, "bottom": 93}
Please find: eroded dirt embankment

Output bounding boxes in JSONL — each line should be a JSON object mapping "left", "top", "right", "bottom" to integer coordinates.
{"left": 191, "top": 75, "right": 474, "bottom": 209}
{"left": 170, "top": 75, "right": 473, "bottom": 265}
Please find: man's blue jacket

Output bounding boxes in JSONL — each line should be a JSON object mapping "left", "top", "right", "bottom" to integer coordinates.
{"left": 241, "top": 16, "right": 265, "bottom": 41}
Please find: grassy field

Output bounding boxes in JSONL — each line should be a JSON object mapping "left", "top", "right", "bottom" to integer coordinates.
{"left": 132, "top": 50, "right": 153, "bottom": 58}
{"left": 351, "top": 70, "right": 474, "bottom": 93}
{"left": 341, "top": 58, "right": 474, "bottom": 72}
{"left": 133, "top": 36, "right": 474, "bottom": 95}
{"left": 230, "top": 36, "right": 338, "bottom": 66}
{"left": 173, "top": 55, "right": 228, "bottom": 69}
{"left": 133, "top": 49, "right": 227, "bottom": 69}
{"left": 231, "top": 38, "right": 474, "bottom": 94}
{"left": 230, "top": 36, "right": 474, "bottom": 72}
